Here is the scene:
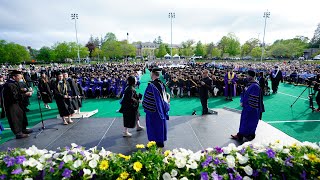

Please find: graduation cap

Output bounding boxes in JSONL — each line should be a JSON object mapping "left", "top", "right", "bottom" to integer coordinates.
{"left": 152, "top": 67, "right": 162, "bottom": 73}
{"left": 248, "top": 70, "right": 256, "bottom": 77}
{"left": 55, "top": 71, "right": 63, "bottom": 76}
{"left": 274, "top": 65, "right": 279, "bottom": 68}
{"left": 40, "top": 70, "right": 47, "bottom": 74}
{"left": 9, "top": 70, "right": 22, "bottom": 76}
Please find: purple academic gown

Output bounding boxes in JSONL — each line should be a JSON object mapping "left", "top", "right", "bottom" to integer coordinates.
{"left": 224, "top": 72, "right": 238, "bottom": 97}
{"left": 238, "top": 81, "right": 263, "bottom": 136}
{"left": 142, "top": 82, "right": 170, "bottom": 143}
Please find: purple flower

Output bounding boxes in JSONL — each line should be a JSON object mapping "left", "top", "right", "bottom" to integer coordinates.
{"left": 211, "top": 172, "right": 223, "bottom": 180}
{"left": 266, "top": 148, "right": 276, "bottom": 158}
{"left": 49, "top": 167, "right": 55, "bottom": 173}
{"left": 252, "top": 170, "right": 259, "bottom": 177}
{"left": 284, "top": 156, "right": 294, "bottom": 167}
{"left": 206, "top": 155, "right": 213, "bottom": 162}
{"left": 300, "top": 171, "right": 307, "bottom": 180}
{"left": 80, "top": 151, "right": 85, "bottom": 156}
{"left": 235, "top": 175, "right": 243, "bottom": 180}
{"left": 78, "top": 170, "right": 84, "bottom": 177}
{"left": 4, "top": 156, "right": 15, "bottom": 167}
{"left": 215, "top": 146, "right": 223, "bottom": 153}
{"left": 213, "top": 157, "right": 221, "bottom": 165}
{"left": 15, "top": 156, "right": 26, "bottom": 164}
{"left": 200, "top": 172, "right": 209, "bottom": 180}
{"left": 239, "top": 148, "right": 246, "bottom": 154}
{"left": 228, "top": 168, "right": 235, "bottom": 173}
{"left": 201, "top": 161, "right": 210, "bottom": 167}
{"left": 229, "top": 173, "right": 234, "bottom": 180}
{"left": 59, "top": 162, "right": 65, "bottom": 169}
{"left": 261, "top": 168, "right": 267, "bottom": 173}
{"left": 0, "top": 175, "right": 6, "bottom": 180}
{"left": 62, "top": 168, "right": 72, "bottom": 178}
{"left": 11, "top": 168, "right": 23, "bottom": 175}
{"left": 65, "top": 146, "right": 70, "bottom": 151}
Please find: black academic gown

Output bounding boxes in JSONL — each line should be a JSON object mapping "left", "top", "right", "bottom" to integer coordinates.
{"left": 119, "top": 86, "right": 140, "bottom": 128}
{"left": 66, "top": 78, "right": 81, "bottom": 110}
{"left": 53, "top": 80, "right": 74, "bottom": 117}
{"left": 2, "top": 80, "right": 28, "bottom": 134}
{"left": 199, "top": 77, "right": 213, "bottom": 114}
{"left": 38, "top": 78, "right": 53, "bottom": 103}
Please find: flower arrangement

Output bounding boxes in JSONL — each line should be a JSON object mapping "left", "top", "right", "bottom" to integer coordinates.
{"left": 0, "top": 141, "right": 319, "bottom": 180}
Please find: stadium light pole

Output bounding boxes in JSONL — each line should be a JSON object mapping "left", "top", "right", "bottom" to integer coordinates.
{"left": 260, "top": 10, "right": 270, "bottom": 63}
{"left": 71, "top": 13, "right": 80, "bottom": 64}
{"left": 169, "top": 12, "right": 175, "bottom": 60}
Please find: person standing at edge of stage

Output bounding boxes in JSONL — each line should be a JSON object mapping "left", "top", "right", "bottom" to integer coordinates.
{"left": 142, "top": 67, "right": 170, "bottom": 148}
{"left": 2, "top": 70, "right": 33, "bottom": 139}
{"left": 224, "top": 67, "right": 237, "bottom": 101}
{"left": 199, "top": 69, "right": 215, "bottom": 115}
{"left": 231, "top": 70, "right": 264, "bottom": 141}
{"left": 119, "top": 76, "right": 144, "bottom": 137}
{"left": 270, "top": 65, "right": 283, "bottom": 94}
{"left": 63, "top": 71, "right": 81, "bottom": 114}
{"left": 38, "top": 71, "right": 53, "bottom": 109}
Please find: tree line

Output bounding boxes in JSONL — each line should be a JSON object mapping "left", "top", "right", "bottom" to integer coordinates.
{"left": 1, "top": 23, "right": 320, "bottom": 64}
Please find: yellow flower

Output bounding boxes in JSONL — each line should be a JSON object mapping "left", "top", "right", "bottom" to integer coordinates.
{"left": 116, "top": 178, "right": 122, "bottom": 180}
{"left": 147, "top": 141, "right": 156, "bottom": 148}
{"left": 136, "top": 144, "right": 145, "bottom": 149}
{"left": 118, "top": 154, "right": 131, "bottom": 161}
{"left": 164, "top": 150, "right": 171, "bottom": 157}
{"left": 133, "top": 161, "right": 143, "bottom": 172}
{"left": 128, "top": 179, "right": 133, "bottom": 180}
{"left": 275, "top": 140, "right": 280, "bottom": 143}
{"left": 120, "top": 171, "right": 129, "bottom": 179}
{"left": 308, "top": 154, "right": 317, "bottom": 162}
{"left": 99, "top": 160, "right": 109, "bottom": 170}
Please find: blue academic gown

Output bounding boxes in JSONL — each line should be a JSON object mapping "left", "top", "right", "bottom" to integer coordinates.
{"left": 142, "top": 82, "right": 170, "bottom": 143}
{"left": 239, "top": 81, "right": 263, "bottom": 136}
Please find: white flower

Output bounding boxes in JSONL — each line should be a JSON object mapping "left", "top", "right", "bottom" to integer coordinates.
{"left": 163, "top": 157, "right": 169, "bottom": 164}
{"left": 24, "top": 158, "right": 38, "bottom": 167}
{"left": 22, "top": 170, "right": 31, "bottom": 175}
{"left": 282, "top": 149, "right": 290, "bottom": 154}
{"left": 163, "top": 172, "right": 171, "bottom": 180}
{"left": 190, "top": 152, "right": 202, "bottom": 161}
{"left": 53, "top": 153, "right": 60, "bottom": 159}
{"left": 303, "top": 154, "right": 309, "bottom": 160}
{"left": 172, "top": 178, "right": 177, "bottom": 180}
{"left": 171, "top": 169, "right": 178, "bottom": 177}
{"left": 63, "top": 155, "right": 73, "bottom": 163}
{"left": 89, "top": 160, "right": 97, "bottom": 169}
{"left": 180, "top": 177, "right": 188, "bottom": 180}
{"left": 222, "top": 146, "right": 232, "bottom": 154}
{"left": 73, "top": 159, "right": 82, "bottom": 169}
{"left": 91, "top": 154, "right": 100, "bottom": 161}
{"left": 99, "top": 147, "right": 111, "bottom": 157}
{"left": 228, "top": 143, "right": 237, "bottom": 151}
{"left": 226, "top": 155, "right": 235, "bottom": 168}
{"left": 25, "top": 149, "right": 35, "bottom": 156}
{"left": 243, "top": 165, "right": 253, "bottom": 176}
{"left": 24, "top": 178, "right": 33, "bottom": 180}
{"left": 44, "top": 153, "right": 52, "bottom": 159}
{"left": 71, "top": 143, "right": 78, "bottom": 148}
{"left": 83, "top": 168, "right": 92, "bottom": 176}
{"left": 243, "top": 176, "right": 252, "bottom": 180}
{"left": 206, "top": 148, "right": 214, "bottom": 152}
{"left": 36, "top": 163, "right": 44, "bottom": 171}
{"left": 236, "top": 153, "right": 248, "bottom": 164}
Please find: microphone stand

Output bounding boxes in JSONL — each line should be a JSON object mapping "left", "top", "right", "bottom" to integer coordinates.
{"left": 34, "top": 83, "right": 58, "bottom": 138}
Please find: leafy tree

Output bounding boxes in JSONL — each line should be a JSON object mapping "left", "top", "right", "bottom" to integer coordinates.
{"left": 206, "top": 43, "right": 215, "bottom": 58}
{"left": 1, "top": 42, "right": 30, "bottom": 64}
{"left": 181, "top": 40, "right": 194, "bottom": 57}
{"left": 101, "top": 40, "right": 121, "bottom": 60}
{"left": 269, "top": 37, "right": 308, "bottom": 58}
{"left": 37, "top": 46, "right": 56, "bottom": 62}
{"left": 218, "top": 33, "right": 241, "bottom": 56}
{"left": 251, "top": 47, "right": 262, "bottom": 58}
{"left": 156, "top": 43, "right": 167, "bottom": 59}
{"left": 103, "top": 32, "right": 117, "bottom": 43}
{"left": 241, "top": 43, "right": 251, "bottom": 57}
{"left": 156, "top": 36, "right": 162, "bottom": 44}
{"left": 310, "top": 23, "right": 320, "bottom": 48}
{"left": 86, "top": 42, "right": 96, "bottom": 58}
{"left": 211, "top": 48, "right": 222, "bottom": 58}
{"left": 194, "top": 41, "right": 204, "bottom": 56}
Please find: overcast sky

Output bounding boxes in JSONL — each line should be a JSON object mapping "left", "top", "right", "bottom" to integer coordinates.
{"left": 0, "top": 0, "right": 319, "bottom": 49}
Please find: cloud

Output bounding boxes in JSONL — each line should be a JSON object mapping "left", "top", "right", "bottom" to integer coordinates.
{"left": 0, "top": 0, "right": 319, "bottom": 49}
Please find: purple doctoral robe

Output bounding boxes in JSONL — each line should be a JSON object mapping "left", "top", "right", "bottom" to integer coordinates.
{"left": 224, "top": 72, "right": 238, "bottom": 97}
{"left": 238, "top": 81, "right": 264, "bottom": 136}
{"left": 142, "top": 82, "right": 170, "bottom": 143}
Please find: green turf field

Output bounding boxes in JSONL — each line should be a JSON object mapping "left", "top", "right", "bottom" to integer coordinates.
{"left": 0, "top": 70, "right": 319, "bottom": 144}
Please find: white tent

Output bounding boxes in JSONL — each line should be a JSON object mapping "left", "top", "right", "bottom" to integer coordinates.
{"left": 173, "top": 54, "right": 180, "bottom": 60}
{"left": 164, "top": 53, "right": 171, "bottom": 59}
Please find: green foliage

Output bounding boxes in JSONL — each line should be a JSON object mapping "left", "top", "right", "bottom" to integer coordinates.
{"left": 36, "top": 46, "right": 56, "bottom": 62}
{"left": 211, "top": 48, "right": 222, "bottom": 58}
{"left": 103, "top": 32, "right": 117, "bottom": 43}
{"left": 194, "top": 41, "right": 205, "bottom": 57}
{"left": 156, "top": 43, "right": 167, "bottom": 59}
{"left": 251, "top": 46, "right": 262, "bottom": 58}
{"left": 218, "top": 33, "right": 241, "bottom": 56}
{"left": 51, "top": 42, "right": 88, "bottom": 61}
{"left": 0, "top": 40, "right": 30, "bottom": 64}
{"left": 269, "top": 37, "right": 308, "bottom": 58}
{"left": 310, "top": 23, "right": 320, "bottom": 48}
{"left": 180, "top": 40, "right": 194, "bottom": 57}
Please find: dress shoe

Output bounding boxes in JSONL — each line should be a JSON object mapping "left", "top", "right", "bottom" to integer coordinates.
{"left": 16, "top": 133, "right": 29, "bottom": 139}
{"left": 231, "top": 134, "right": 243, "bottom": 141}
{"left": 123, "top": 132, "right": 132, "bottom": 137}
{"left": 136, "top": 126, "right": 144, "bottom": 131}
{"left": 22, "top": 129, "right": 33, "bottom": 134}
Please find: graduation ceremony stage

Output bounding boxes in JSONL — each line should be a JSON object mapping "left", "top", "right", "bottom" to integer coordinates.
{"left": 0, "top": 108, "right": 298, "bottom": 154}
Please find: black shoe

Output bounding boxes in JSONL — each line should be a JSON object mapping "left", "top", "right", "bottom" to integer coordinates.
{"left": 23, "top": 129, "right": 33, "bottom": 134}
{"left": 156, "top": 142, "right": 164, "bottom": 148}
{"left": 25, "top": 108, "right": 30, "bottom": 112}
{"left": 16, "top": 133, "right": 29, "bottom": 139}
{"left": 245, "top": 134, "right": 256, "bottom": 141}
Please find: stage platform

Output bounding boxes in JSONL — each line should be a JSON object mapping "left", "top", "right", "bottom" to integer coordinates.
{"left": 0, "top": 109, "right": 298, "bottom": 154}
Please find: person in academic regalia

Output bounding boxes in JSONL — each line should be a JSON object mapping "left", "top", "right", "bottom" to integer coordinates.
{"left": 0, "top": 75, "right": 6, "bottom": 119}
{"left": 63, "top": 71, "right": 80, "bottom": 113}
{"left": 270, "top": 66, "right": 283, "bottom": 94}
{"left": 231, "top": 70, "right": 264, "bottom": 141}
{"left": 224, "top": 68, "right": 238, "bottom": 101}
{"left": 53, "top": 72, "right": 74, "bottom": 125}
{"left": 101, "top": 77, "right": 110, "bottom": 98}
{"left": 199, "top": 69, "right": 214, "bottom": 115}
{"left": 73, "top": 76, "right": 84, "bottom": 109}
{"left": 119, "top": 76, "right": 144, "bottom": 137}
{"left": 142, "top": 67, "right": 170, "bottom": 148}
{"left": 38, "top": 71, "right": 53, "bottom": 109}
{"left": 2, "top": 70, "right": 33, "bottom": 139}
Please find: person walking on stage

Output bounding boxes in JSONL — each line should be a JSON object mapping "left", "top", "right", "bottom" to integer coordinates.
{"left": 224, "top": 68, "right": 237, "bottom": 101}
{"left": 52, "top": 71, "right": 74, "bottom": 125}
{"left": 142, "top": 67, "right": 170, "bottom": 148}
{"left": 63, "top": 71, "right": 81, "bottom": 114}
{"left": 199, "top": 69, "right": 215, "bottom": 115}
{"left": 2, "top": 70, "right": 33, "bottom": 139}
{"left": 38, "top": 71, "right": 53, "bottom": 109}
{"left": 270, "top": 66, "right": 283, "bottom": 94}
{"left": 119, "top": 76, "right": 144, "bottom": 137}
{"left": 231, "top": 70, "right": 264, "bottom": 141}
